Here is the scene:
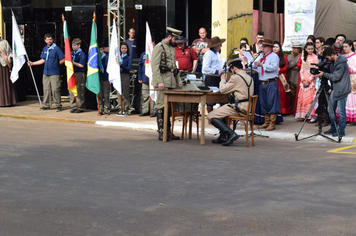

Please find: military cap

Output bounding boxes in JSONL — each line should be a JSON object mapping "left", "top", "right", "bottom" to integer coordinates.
{"left": 227, "top": 58, "right": 243, "bottom": 67}
{"left": 167, "top": 27, "right": 182, "bottom": 37}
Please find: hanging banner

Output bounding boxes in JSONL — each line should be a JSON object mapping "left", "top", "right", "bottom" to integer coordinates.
{"left": 282, "top": 0, "right": 317, "bottom": 51}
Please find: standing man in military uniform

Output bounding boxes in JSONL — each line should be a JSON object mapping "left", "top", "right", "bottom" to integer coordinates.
{"left": 151, "top": 27, "right": 183, "bottom": 141}
{"left": 207, "top": 58, "right": 254, "bottom": 146}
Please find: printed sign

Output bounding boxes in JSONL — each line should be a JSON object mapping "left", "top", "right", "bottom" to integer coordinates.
{"left": 282, "top": 0, "right": 317, "bottom": 51}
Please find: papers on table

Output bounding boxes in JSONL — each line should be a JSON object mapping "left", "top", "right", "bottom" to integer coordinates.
{"left": 187, "top": 74, "right": 197, "bottom": 80}
{"left": 208, "top": 86, "right": 220, "bottom": 92}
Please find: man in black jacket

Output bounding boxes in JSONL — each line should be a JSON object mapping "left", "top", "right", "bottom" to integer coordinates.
{"left": 316, "top": 47, "right": 351, "bottom": 137}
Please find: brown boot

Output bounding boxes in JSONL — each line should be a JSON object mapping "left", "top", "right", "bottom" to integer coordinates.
{"left": 265, "top": 114, "right": 277, "bottom": 131}
{"left": 258, "top": 114, "right": 270, "bottom": 128}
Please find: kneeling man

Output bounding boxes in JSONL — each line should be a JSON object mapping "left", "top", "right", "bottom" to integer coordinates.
{"left": 207, "top": 58, "right": 254, "bottom": 146}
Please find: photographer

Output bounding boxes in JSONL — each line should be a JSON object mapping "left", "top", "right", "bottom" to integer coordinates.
{"left": 313, "top": 55, "right": 331, "bottom": 127}
{"left": 316, "top": 47, "right": 351, "bottom": 137}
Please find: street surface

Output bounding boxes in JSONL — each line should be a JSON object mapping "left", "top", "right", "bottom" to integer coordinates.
{"left": 1, "top": 117, "right": 356, "bottom": 236}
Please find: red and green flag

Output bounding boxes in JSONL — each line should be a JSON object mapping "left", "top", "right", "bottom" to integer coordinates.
{"left": 63, "top": 20, "right": 77, "bottom": 96}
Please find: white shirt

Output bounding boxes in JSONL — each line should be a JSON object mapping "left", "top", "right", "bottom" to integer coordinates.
{"left": 202, "top": 49, "right": 225, "bottom": 76}
{"left": 254, "top": 50, "right": 279, "bottom": 81}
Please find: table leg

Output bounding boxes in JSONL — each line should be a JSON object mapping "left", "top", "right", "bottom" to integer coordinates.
{"left": 189, "top": 114, "right": 193, "bottom": 139}
{"left": 200, "top": 95, "right": 206, "bottom": 145}
{"left": 163, "top": 94, "right": 168, "bottom": 142}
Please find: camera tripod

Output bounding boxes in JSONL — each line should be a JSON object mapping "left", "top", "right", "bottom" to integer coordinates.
{"left": 295, "top": 81, "right": 342, "bottom": 143}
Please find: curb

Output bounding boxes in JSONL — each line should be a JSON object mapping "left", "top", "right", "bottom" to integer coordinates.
{"left": 0, "top": 114, "right": 95, "bottom": 124}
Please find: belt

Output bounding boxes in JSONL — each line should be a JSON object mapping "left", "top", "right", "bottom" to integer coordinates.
{"left": 259, "top": 78, "right": 277, "bottom": 86}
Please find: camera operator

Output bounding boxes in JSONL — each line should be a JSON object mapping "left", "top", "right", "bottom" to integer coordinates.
{"left": 315, "top": 47, "right": 351, "bottom": 137}
{"left": 313, "top": 55, "right": 331, "bottom": 127}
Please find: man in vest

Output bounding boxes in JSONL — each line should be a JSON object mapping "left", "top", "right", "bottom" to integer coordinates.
{"left": 253, "top": 39, "right": 281, "bottom": 131}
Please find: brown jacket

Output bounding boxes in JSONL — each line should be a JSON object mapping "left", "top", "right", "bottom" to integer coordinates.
{"left": 219, "top": 70, "right": 254, "bottom": 112}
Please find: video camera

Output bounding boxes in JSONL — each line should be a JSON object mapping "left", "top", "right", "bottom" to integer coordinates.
{"left": 310, "top": 58, "right": 328, "bottom": 75}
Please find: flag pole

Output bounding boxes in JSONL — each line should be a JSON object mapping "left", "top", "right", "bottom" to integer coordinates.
{"left": 93, "top": 12, "right": 101, "bottom": 114}
{"left": 113, "top": 13, "right": 124, "bottom": 115}
{"left": 12, "top": 9, "right": 42, "bottom": 107}
{"left": 62, "top": 14, "right": 78, "bottom": 110}
{"left": 147, "top": 21, "right": 151, "bottom": 115}
{"left": 25, "top": 56, "right": 42, "bottom": 106}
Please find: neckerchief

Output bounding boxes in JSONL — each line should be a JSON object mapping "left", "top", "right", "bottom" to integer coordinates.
{"left": 46, "top": 43, "right": 57, "bottom": 60}
{"left": 259, "top": 50, "right": 272, "bottom": 75}
{"left": 72, "top": 47, "right": 82, "bottom": 62}
{"left": 100, "top": 53, "right": 106, "bottom": 73}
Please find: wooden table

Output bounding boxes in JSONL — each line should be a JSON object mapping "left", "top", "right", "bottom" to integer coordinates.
{"left": 162, "top": 90, "right": 229, "bottom": 145}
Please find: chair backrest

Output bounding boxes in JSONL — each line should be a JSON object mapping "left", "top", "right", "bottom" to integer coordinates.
{"left": 247, "top": 95, "right": 258, "bottom": 121}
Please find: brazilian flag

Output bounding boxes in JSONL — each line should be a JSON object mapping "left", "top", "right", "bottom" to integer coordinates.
{"left": 86, "top": 18, "right": 101, "bottom": 95}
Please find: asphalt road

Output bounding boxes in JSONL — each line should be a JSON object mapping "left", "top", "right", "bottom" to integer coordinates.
{"left": 1, "top": 117, "right": 356, "bottom": 236}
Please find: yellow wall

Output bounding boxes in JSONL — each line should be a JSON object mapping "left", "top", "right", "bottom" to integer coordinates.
{"left": 0, "top": 2, "right": 3, "bottom": 39}
{"left": 211, "top": 0, "right": 253, "bottom": 60}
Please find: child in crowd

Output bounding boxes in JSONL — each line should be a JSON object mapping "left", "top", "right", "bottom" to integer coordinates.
{"left": 70, "top": 38, "right": 87, "bottom": 113}
{"left": 116, "top": 42, "right": 132, "bottom": 116}
{"left": 295, "top": 42, "right": 319, "bottom": 120}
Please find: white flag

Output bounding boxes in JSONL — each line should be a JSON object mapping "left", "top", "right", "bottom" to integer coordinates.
{"left": 145, "top": 22, "right": 156, "bottom": 101}
{"left": 10, "top": 11, "right": 26, "bottom": 83}
{"left": 107, "top": 19, "right": 122, "bottom": 94}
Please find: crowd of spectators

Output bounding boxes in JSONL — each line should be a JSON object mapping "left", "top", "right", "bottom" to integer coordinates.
{"left": 2, "top": 26, "right": 355, "bottom": 138}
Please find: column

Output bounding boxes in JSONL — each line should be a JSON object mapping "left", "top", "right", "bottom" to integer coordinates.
{"left": 211, "top": 0, "right": 253, "bottom": 60}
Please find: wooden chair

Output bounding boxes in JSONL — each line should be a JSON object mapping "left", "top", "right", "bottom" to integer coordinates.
{"left": 186, "top": 103, "right": 199, "bottom": 140}
{"left": 170, "top": 102, "right": 188, "bottom": 140}
{"left": 226, "top": 95, "right": 258, "bottom": 147}
{"left": 170, "top": 102, "right": 200, "bottom": 140}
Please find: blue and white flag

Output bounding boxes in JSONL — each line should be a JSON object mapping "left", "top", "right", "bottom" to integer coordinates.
{"left": 107, "top": 19, "right": 122, "bottom": 95}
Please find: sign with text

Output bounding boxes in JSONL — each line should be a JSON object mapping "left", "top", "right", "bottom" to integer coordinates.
{"left": 282, "top": 0, "right": 317, "bottom": 51}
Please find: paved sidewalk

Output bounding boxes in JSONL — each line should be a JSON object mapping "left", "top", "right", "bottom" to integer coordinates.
{"left": 1, "top": 100, "right": 356, "bottom": 143}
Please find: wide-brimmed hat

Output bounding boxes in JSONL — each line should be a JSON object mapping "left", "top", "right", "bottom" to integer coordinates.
{"left": 176, "top": 35, "right": 187, "bottom": 44}
{"left": 262, "top": 39, "right": 273, "bottom": 47}
{"left": 227, "top": 58, "right": 243, "bottom": 67}
{"left": 292, "top": 41, "right": 302, "bottom": 48}
{"left": 207, "top": 36, "right": 226, "bottom": 48}
{"left": 167, "top": 27, "right": 182, "bottom": 37}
